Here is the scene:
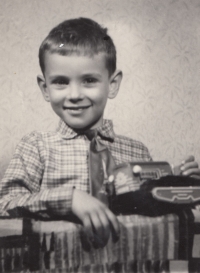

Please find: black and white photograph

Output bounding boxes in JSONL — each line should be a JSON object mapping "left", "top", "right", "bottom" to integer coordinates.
{"left": 1, "top": 1, "right": 200, "bottom": 272}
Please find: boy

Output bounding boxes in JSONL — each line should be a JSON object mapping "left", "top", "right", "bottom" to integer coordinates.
{"left": 0, "top": 17, "right": 199, "bottom": 248}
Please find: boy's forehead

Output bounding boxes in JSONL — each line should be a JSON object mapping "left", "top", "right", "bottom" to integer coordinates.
{"left": 44, "top": 51, "right": 109, "bottom": 74}
{"left": 44, "top": 50, "right": 106, "bottom": 61}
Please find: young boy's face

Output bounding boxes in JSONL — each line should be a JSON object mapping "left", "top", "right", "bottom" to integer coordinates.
{"left": 38, "top": 52, "right": 121, "bottom": 131}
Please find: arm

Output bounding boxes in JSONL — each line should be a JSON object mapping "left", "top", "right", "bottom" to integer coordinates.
{"left": 0, "top": 134, "right": 119, "bottom": 247}
{"left": 0, "top": 134, "right": 74, "bottom": 218}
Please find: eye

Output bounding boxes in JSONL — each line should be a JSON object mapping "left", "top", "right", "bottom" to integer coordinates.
{"left": 83, "top": 78, "right": 98, "bottom": 85}
{"left": 52, "top": 78, "right": 69, "bottom": 86}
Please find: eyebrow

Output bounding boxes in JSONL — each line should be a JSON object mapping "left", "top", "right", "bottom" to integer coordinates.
{"left": 49, "top": 73, "right": 103, "bottom": 81}
{"left": 81, "top": 73, "right": 102, "bottom": 79}
{"left": 49, "top": 75, "right": 69, "bottom": 81}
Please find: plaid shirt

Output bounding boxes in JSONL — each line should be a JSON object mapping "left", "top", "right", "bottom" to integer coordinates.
{"left": 0, "top": 119, "right": 152, "bottom": 218}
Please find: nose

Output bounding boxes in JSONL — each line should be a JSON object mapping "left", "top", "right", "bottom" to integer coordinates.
{"left": 67, "top": 83, "right": 83, "bottom": 101}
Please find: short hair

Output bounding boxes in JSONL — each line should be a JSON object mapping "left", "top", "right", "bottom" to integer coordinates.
{"left": 39, "top": 17, "right": 116, "bottom": 77}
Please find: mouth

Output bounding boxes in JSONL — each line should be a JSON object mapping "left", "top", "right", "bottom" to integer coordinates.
{"left": 63, "top": 105, "right": 91, "bottom": 113}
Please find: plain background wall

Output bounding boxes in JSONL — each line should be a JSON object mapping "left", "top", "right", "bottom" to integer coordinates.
{"left": 1, "top": 0, "right": 200, "bottom": 179}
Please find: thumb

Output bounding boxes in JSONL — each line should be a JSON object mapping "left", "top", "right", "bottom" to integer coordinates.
{"left": 182, "top": 155, "right": 195, "bottom": 164}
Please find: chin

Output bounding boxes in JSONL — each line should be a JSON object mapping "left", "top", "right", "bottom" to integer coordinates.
{"left": 67, "top": 122, "right": 91, "bottom": 131}
{"left": 68, "top": 121, "right": 101, "bottom": 132}
{"left": 62, "top": 116, "right": 103, "bottom": 131}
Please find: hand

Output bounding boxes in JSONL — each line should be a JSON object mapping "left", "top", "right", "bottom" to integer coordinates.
{"left": 72, "top": 189, "right": 119, "bottom": 248}
{"left": 174, "top": 155, "right": 200, "bottom": 179}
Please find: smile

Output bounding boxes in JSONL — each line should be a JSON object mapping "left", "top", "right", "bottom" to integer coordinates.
{"left": 63, "top": 105, "right": 91, "bottom": 114}
{"left": 64, "top": 105, "right": 91, "bottom": 110}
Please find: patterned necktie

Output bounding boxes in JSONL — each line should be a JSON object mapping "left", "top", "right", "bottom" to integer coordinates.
{"left": 85, "top": 130, "right": 116, "bottom": 206}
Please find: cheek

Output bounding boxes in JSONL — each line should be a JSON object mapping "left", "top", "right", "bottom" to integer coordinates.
{"left": 49, "top": 91, "right": 65, "bottom": 105}
{"left": 91, "top": 87, "right": 109, "bottom": 105}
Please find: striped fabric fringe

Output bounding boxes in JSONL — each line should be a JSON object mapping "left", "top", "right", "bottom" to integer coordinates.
{"left": 0, "top": 214, "right": 182, "bottom": 272}
{"left": 32, "top": 214, "right": 179, "bottom": 271}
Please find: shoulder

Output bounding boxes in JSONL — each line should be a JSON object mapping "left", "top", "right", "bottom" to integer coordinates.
{"left": 114, "top": 134, "right": 147, "bottom": 149}
{"left": 20, "top": 130, "right": 56, "bottom": 144}
{"left": 112, "top": 134, "right": 152, "bottom": 161}
{"left": 16, "top": 130, "right": 58, "bottom": 153}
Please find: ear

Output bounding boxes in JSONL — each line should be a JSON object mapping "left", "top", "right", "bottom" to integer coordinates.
{"left": 108, "top": 70, "right": 123, "bottom": 99}
{"left": 37, "top": 75, "right": 50, "bottom": 102}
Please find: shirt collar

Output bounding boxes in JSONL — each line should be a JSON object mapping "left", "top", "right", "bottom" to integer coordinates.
{"left": 57, "top": 119, "right": 115, "bottom": 141}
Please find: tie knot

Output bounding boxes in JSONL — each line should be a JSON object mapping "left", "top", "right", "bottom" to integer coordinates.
{"left": 84, "top": 129, "right": 106, "bottom": 153}
{"left": 84, "top": 129, "right": 98, "bottom": 141}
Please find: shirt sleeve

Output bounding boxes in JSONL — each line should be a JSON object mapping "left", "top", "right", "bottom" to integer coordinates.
{"left": 0, "top": 133, "right": 74, "bottom": 218}
{"left": 130, "top": 139, "right": 153, "bottom": 162}
{"left": 141, "top": 144, "right": 153, "bottom": 162}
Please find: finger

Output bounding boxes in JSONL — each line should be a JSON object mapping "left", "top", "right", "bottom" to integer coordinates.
{"left": 182, "top": 168, "right": 200, "bottom": 177}
{"left": 80, "top": 229, "right": 92, "bottom": 251}
{"left": 82, "top": 214, "right": 94, "bottom": 242}
{"left": 182, "top": 155, "right": 195, "bottom": 164}
{"left": 90, "top": 211, "right": 105, "bottom": 248}
{"left": 181, "top": 161, "right": 199, "bottom": 172}
{"left": 105, "top": 208, "right": 120, "bottom": 242}
{"left": 96, "top": 210, "right": 111, "bottom": 246}
{"left": 191, "top": 175, "right": 200, "bottom": 179}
